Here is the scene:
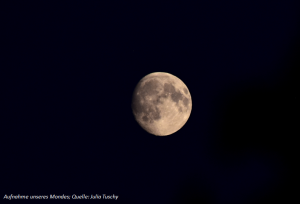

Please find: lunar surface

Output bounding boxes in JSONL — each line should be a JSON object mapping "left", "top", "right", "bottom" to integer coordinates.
{"left": 132, "top": 72, "right": 192, "bottom": 136}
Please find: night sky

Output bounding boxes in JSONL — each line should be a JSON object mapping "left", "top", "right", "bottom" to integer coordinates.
{"left": 3, "top": 1, "right": 300, "bottom": 203}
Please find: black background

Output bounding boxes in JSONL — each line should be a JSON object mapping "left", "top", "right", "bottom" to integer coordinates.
{"left": 3, "top": 1, "right": 299, "bottom": 203}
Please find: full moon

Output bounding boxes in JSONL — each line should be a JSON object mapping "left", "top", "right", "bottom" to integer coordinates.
{"left": 132, "top": 72, "right": 192, "bottom": 136}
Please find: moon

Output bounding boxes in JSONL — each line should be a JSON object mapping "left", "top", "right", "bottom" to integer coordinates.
{"left": 132, "top": 72, "right": 192, "bottom": 136}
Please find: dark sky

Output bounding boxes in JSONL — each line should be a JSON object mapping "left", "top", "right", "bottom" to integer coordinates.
{"left": 4, "top": 1, "right": 300, "bottom": 204}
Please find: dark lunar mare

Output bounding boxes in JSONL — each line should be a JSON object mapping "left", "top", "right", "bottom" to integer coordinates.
{"left": 183, "top": 97, "right": 189, "bottom": 107}
{"left": 162, "top": 83, "right": 190, "bottom": 112}
{"left": 183, "top": 87, "right": 189, "bottom": 95}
